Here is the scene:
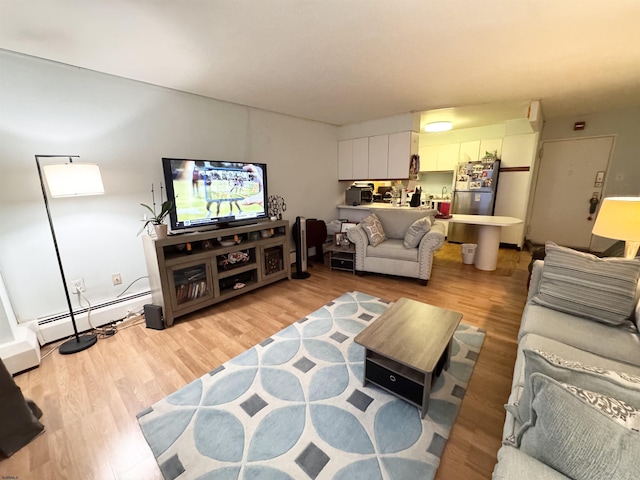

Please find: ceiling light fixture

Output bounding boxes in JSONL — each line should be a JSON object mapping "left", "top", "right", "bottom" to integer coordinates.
{"left": 424, "top": 121, "right": 453, "bottom": 133}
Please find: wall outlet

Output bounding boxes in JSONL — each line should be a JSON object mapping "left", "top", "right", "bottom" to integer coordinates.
{"left": 70, "top": 278, "right": 85, "bottom": 293}
{"left": 112, "top": 273, "right": 122, "bottom": 286}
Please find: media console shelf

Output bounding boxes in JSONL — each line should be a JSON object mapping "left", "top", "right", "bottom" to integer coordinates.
{"left": 142, "top": 220, "right": 291, "bottom": 326}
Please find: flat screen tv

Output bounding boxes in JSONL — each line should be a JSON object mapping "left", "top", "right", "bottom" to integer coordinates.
{"left": 162, "top": 158, "right": 269, "bottom": 232}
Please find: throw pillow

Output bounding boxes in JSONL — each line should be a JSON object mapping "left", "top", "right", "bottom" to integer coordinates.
{"left": 532, "top": 241, "right": 640, "bottom": 326}
{"left": 512, "top": 349, "right": 640, "bottom": 425}
{"left": 403, "top": 216, "right": 432, "bottom": 248}
{"left": 360, "top": 214, "right": 386, "bottom": 247}
{"left": 513, "top": 373, "right": 640, "bottom": 480}
{"left": 559, "top": 383, "right": 640, "bottom": 431}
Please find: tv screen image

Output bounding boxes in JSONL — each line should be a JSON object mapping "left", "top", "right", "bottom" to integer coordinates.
{"left": 162, "top": 158, "right": 268, "bottom": 232}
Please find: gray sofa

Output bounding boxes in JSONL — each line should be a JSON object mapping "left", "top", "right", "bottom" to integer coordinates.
{"left": 346, "top": 208, "right": 445, "bottom": 285}
{"left": 493, "top": 242, "right": 640, "bottom": 479}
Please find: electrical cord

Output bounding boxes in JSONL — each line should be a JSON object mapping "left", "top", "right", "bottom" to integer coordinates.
{"left": 77, "top": 289, "right": 117, "bottom": 338}
{"left": 116, "top": 276, "right": 149, "bottom": 298}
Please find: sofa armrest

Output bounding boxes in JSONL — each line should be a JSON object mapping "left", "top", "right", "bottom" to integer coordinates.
{"left": 527, "top": 260, "right": 544, "bottom": 304}
{"left": 346, "top": 225, "right": 368, "bottom": 271}
{"left": 493, "top": 445, "right": 570, "bottom": 479}
{"left": 416, "top": 222, "right": 446, "bottom": 281}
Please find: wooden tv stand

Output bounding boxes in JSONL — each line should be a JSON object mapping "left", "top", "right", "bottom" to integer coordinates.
{"left": 142, "top": 220, "right": 291, "bottom": 326}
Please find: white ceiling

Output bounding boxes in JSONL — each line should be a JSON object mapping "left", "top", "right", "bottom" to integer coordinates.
{"left": 1, "top": 0, "right": 639, "bottom": 128}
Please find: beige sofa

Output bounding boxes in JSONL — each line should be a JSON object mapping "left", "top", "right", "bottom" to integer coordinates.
{"left": 346, "top": 208, "right": 445, "bottom": 285}
{"left": 493, "top": 243, "right": 640, "bottom": 479}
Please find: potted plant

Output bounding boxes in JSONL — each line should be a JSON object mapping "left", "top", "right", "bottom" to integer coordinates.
{"left": 138, "top": 200, "right": 174, "bottom": 239}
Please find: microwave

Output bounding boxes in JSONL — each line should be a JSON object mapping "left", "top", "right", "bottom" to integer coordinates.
{"left": 345, "top": 186, "right": 373, "bottom": 205}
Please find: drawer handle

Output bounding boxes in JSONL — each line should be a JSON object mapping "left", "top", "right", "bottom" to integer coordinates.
{"left": 389, "top": 375, "right": 396, "bottom": 382}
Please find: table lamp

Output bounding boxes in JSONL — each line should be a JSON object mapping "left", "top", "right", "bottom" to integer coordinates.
{"left": 36, "top": 155, "right": 105, "bottom": 354}
{"left": 592, "top": 197, "right": 640, "bottom": 259}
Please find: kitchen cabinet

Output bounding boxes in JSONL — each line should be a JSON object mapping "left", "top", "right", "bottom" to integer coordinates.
{"left": 480, "top": 138, "right": 503, "bottom": 159}
{"left": 459, "top": 141, "right": 480, "bottom": 162}
{"left": 420, "top": 143, "right": 460, "bottom": 172}
{"left": 338, "top": 140, "right": 353, "bottom": 180}
{"left": 339, "top": 131, "right": 417, "bottom": 180}
{"left": 388, "top": 131, "right": 419, "bottom": 179}
{"left": 338, "top": 137, "right": 369, "bottom": 180}
{"left": 493, "top": 133, "right": 538, "bottom": 247}
{"left": 494, "top": 171, "right": 529, "bottom": 247}
{"left": 501, "top": 134, "right": 537, "bottom": 168}
{"left": 368, "top": 134, "right": 389, "bottom": 179}
{"left": 352, "top": 137, "right": 369, "bottom": 178}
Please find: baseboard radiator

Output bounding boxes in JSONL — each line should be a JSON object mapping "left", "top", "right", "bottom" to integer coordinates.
{"left": 36, "top": 291, "right": 152, "bottom": 345}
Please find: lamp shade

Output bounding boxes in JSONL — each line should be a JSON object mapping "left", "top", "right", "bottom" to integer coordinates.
{"left": 43, "top": 163, "right": 104, "bottom": 197}
{"left": 592, "top": 197, "right": 640, "bottom": 241}
{"left": 592, "top": 197, "right": 640, "bottom": 259}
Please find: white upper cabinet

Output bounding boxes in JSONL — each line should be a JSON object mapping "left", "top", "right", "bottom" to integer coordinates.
{"left": 352, "top": 137, "right": 369, "bottom": 178}
{"left": 419, "top": 143, "right": 460, "bottom": 171}
{"left": 368, "top": 134, "right": 389, "bottom": 179}
{"left": 438, "top": 143, "right": 461, "bottom": 171}
{"left": 338, "top": 140, "right": 354, "bottom": 180}
{"left": 459, "top": 141, "right": 480, "bottom": 162}
{"left": 339, "top": 131, "right": 417, "bottom": 180}
{"left": 388, "top": 131, "right": 418, "bottom": 179}
{"left": 501, "top": 134, "right": 537, "bottom": 168}
{"left": 479, "top": 138, "right": 503, "bottom": 160}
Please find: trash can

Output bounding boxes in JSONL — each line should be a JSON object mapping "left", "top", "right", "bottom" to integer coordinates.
{"left": 461, "top": 243, "right": 477, "bottom": 265}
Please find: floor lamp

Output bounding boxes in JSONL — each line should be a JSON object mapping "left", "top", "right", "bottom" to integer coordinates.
{"left": 592, "top": 197, "right": 640, "bottom": 259}
{"left": 35, "top": 155, "right": 105, "bottom": 354}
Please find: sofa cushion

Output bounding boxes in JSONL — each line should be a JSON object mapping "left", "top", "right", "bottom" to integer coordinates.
{"left": 532, "top": 242, "right": 640, "bottom": 326}
{"left": 360, "top": 214, "right": 386, "bottom": 246}
{"left": 512, "top": 349, "right": 640, "bottom": 425}
{"left": 514, "top": 373, "right": 640, "bottom": 480}
{"left": 512, "top": 333, "right": 640, "bottom": 391}
{"left": 493, "top": 445, "right": 571, "bottom": 480}
{"left": 366, "top": 239, "right": 418, "bottom": 262}
{"left": 403, "top": 216, "right": 432, "bottom": 248}
{"left": 519, "top": 303, "right": 640, "bottom": 367}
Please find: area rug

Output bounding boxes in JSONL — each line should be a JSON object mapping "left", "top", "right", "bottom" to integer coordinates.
{"left": 137, "top": 291, "right": 485, "bottom": 480}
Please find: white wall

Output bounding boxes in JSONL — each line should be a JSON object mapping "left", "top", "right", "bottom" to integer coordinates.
{"left": 0, "top": 50, "right": 340, "bottom": 325}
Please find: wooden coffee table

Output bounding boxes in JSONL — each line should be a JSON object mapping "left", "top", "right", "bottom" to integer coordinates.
{"left": 354, "top": 298, "right": 462, "bottom": 418}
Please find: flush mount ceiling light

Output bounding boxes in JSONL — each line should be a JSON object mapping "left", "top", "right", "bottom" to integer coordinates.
{"left": 424, "top": 121, "right": 453, "bottom": 132}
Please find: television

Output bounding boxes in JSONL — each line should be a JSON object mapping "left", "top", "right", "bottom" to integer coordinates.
{"left": 162, "top": 158, "right": 269, "bottom": 233}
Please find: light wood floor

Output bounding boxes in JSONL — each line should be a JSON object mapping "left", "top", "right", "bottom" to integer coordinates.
{"left": 3, "top": 243, "right": 531, "bottom": 479}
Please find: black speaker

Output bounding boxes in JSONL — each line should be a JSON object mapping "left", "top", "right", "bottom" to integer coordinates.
{"left": 144, "top": 304, "right": 165, "bottom": 330}
{"left": 291, "top": 216, "right": 310, "bottom": 279}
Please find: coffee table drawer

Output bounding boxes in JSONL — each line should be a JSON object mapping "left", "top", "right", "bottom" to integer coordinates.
{"left": 366, "top": 359, "right": 424, "bottom": 405}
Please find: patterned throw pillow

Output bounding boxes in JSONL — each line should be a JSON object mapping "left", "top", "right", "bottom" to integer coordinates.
{"left": 403, "top": 216, "right": 432, "bottom": 248}
{"left": 560, "top": 383, "right": 640, "bottom": 431}
{"left": 513, "top": 373, "right": 640, "bottom": 480}
{"left": 361, "top": 214, "right": 386, "bottom": 247}
{"left": 511, "top": 349, "right": 640, "bottom": 425}
{"left": 532, "top": 241, "right": 640, "bottom": 325}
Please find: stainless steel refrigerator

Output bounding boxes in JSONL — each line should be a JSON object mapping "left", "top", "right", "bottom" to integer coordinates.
{"left": 449, "top": 159, "right": 501, "bottom": 243}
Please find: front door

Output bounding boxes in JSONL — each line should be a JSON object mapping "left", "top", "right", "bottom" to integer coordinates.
{"left": 528, "top": 136, "right": 614, "bottom": 250}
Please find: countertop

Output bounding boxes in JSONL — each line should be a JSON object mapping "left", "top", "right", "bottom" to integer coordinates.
{"left": 338, "top": 203, "right": 438, "bottom": 211}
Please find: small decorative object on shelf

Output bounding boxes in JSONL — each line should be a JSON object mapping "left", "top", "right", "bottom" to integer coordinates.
{"left": 218, "top": 250, "right": 250, "bottom": 270}
{"left": 268, "top": 195, "right": 287, "bottom": 220}
{"left": 218, "top": 234, "right": 241, "bottom": 246}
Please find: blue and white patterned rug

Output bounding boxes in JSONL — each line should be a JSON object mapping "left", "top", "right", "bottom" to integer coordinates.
{"left": 137, "top": 291, "right": 485, "bottom": 480}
